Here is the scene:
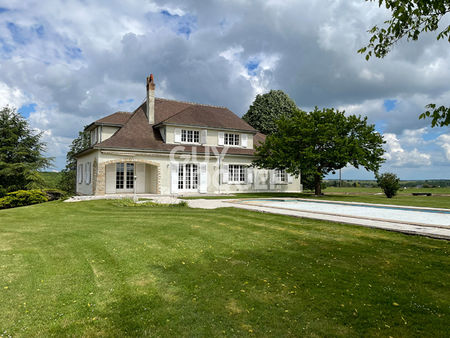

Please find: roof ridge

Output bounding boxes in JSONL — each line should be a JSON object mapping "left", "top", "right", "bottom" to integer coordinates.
{"left": 155, "top": 97, "right": 227, "bottom": 109}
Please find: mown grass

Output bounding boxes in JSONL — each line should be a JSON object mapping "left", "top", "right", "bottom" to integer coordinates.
{"left": 0, "top": 200, "right": 449, "bottom": 336}
{"left": 182, "top": 191, "right": 450, "bottom": 209}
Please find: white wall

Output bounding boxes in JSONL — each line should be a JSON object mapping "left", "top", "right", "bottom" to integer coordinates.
{"left": 76, "top": 151, "right": 98, "bottom": 195}
{"left": 101, "top": 126, "right": 120, "bottom": 142}
{"left": 163, "top": 125, "right": 254, "bottom": 149}
{"left": 83, "top": 150, "right": 301, "bottom": 195}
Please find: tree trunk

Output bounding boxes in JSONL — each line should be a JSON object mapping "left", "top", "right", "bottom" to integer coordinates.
{"left": 314, "top": 174, "right": 322, "bottom": 196}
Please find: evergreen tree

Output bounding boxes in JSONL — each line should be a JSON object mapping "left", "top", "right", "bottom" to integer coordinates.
{"left": 0, "top": 106, "right": 52, "bottom": 196}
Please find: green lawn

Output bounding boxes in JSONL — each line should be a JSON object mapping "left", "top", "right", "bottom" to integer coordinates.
{"left": 182, "top": 191, "right": 450, "bottom": 209}
{"left": 1, "top": 200, "right": 449, "bottom": 336}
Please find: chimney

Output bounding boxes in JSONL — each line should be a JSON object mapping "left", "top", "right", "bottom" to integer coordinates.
{"left": 146, "top": 74, "right": 155, "bottom": 124}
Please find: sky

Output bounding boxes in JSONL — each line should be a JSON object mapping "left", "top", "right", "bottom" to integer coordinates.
{"left": 0, "top": 0, "right": 449, "bottom": 180}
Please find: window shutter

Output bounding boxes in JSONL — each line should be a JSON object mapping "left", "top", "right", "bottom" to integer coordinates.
{"left": 86, "top": 162, "right": 91, "bottom": 184}
{"left": 85, "top": 163, "right": 88, "bottom": 184}
{"left": 78, "top": 164, "right": 83, "bottom": 183}
{"left": 222, "top": 164, "right": 229, "bottom": 184}
{"left": 218, "top": 132, "right": 224, "bottom": 146}
{"left": 269, "top": 170, "right": 275, "bottom": 184}
{"left": 199, "top": 162, "right": 207, "bottom": 193}
{"left": 287, "top": 173, "right": 293, "bottom": 184}
{"left": 246, "top": 167, "right": 254, "bottom": 184}
{"left": 241, "top": 134, "right": 248, "bottom": 148}
{"left": 200, "top": 130, "right": 207, "bottom": 144}
{"left": 171, "top": 163, "right": 179, "bottom": 193}
{"left": 174, "top": 128, "right": 182, "bottom": 143}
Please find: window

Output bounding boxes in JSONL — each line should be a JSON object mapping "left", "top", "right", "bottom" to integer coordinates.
{"left": 126, "top": 163, "right": 134, "bottom": 189}
{"left": 178, "top": 164, "right": 199, "bottom": 190}
{"left": 224, "top": 133, "right": 240, "bottom": 146}
{"left": 116, "top": 163, "right": 134, "bottom": 190}
{"left": 181, "top": 129, "right": 200, "bottom": 143}
{"left": 116, "top": 163, "right": 124, "bottom": 189}
{"left": 229, "top": 165, "right": 246, "bottom": 183}
{"left": 275, "top": 169, "right": 287, "bottom": 183}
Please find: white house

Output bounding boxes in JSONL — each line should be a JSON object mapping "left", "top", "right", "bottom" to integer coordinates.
{"left": 75, "top": 75, "right": 302, "bottom": 195}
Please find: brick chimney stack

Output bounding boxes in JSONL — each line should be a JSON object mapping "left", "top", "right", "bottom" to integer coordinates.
{"left": 146, "top": 74, "right": 155, "bottom": 124}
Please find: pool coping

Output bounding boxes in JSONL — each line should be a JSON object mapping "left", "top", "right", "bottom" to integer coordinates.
{"left": 225, "top": 198, "right": 450, "bottom": 230}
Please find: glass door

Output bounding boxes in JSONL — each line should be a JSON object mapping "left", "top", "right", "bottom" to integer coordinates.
{"left": 178, "top": 164, "right": 198, "bottom": 191}
{"left": 116, "top": 163, "right": 134, "bottom": 192}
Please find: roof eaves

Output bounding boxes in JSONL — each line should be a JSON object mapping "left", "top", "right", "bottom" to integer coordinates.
{"left": 94, "top": 146, "right": 256, "bottom": 157}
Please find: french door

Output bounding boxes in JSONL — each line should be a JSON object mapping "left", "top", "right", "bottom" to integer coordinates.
{"left": 178, "top": 164, "right": 198, "bottom": 191}
{"left": 116, "top": 163, "right": 134, "bottom": 192}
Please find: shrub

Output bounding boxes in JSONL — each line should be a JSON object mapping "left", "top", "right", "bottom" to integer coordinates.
{"left": 43, "top": 189, "right": 65, "bottom": 201}
{"left": 172, "top": 200, "right": 189, "bottom": 207}
{"left": 0, "top": 190, "right": 48, "bottom": 209}
{"left": 377, "top": 173, "right": 401, "bottom": 198}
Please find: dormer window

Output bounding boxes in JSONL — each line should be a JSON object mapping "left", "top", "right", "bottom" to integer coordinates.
{"left": 224, "top": 133, "right": 240, "bottom": 146}
{"left": 181, "top": 129, "right": 200, "bottom": 143}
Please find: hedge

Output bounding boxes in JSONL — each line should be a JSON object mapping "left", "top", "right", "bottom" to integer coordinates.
{"left": 0, "top": 190, "right": 48, "bottom": 209}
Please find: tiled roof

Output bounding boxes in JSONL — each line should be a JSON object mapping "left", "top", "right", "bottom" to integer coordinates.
{"left": 95, "top": 111, "right": 132, "bottom": 125}
{"left": 95, "top": 108, "right": 257, "bottom": 155}
{"left": 157, "top": 103, "right": 256, "bottom": 132}
{"left": 88, "top": 97, "right": 262, "bottom": 156}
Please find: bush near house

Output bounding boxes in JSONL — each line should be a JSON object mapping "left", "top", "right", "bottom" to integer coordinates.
{"left": 0, "top": 189, "right": 48, "bottom": 209}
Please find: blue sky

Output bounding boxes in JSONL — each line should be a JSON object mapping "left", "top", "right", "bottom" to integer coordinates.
{"left": 0, "top": 0, "right": 449, "bottom": 178}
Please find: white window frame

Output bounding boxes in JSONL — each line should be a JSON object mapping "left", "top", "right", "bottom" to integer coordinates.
{"left": 181, "top": 129, "right": 200, "bottom": 144}
{"left": 275, "top": 169, "right": 288, "bottom": 184}
{"left": 228, "top": 164, "right": 246, "bottom": 184}
{"left": 178, "top": 163, "right": 199, "bottom": 191}
{"left": 224, "top": 133, "right": 240, "bottom": 146}
{"left": 116, "top": 162, "right": 134, "bottom": 191}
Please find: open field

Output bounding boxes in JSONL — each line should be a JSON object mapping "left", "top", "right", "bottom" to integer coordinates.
{"left": 0, "top": 200, "right": 449, "bottom": 336}
{"left": 324, "top": 186, "right": 450, "bottom": 195}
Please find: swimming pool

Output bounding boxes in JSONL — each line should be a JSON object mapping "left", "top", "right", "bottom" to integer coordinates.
{"left": 240, "top": 199, "right": 450, "bottom": 227}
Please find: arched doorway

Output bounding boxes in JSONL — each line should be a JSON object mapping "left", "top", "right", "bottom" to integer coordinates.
{"left": 104, "top": 161, "right": 160, "bottom": 194}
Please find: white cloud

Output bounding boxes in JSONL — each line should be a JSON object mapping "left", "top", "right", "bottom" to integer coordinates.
{"left": 0, "top": 82, "right": 27, "bottom": 108}
{"left": 437, "top": 134, "right": 450, "bottom": 161}
{"left": 0, "top": 0, "right": 448, "bottom": 176}
{"left": 383, "top": 133, "right": 431, "bottom": 167}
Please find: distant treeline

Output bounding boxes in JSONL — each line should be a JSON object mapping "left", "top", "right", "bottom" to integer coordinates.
{"left": 325, "top": 179, "right": 450, "bottom": 188}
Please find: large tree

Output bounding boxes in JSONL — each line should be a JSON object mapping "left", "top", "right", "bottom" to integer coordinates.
{"left": 58, "top": 130, "right": 90, "bottom": 194}
{"left": 254, "top": 107, "right": 385, "bottom": 195}
{"left": 242, "top": 90, "right": 298, "bottom": 135}
{"left": 0, "top": 106, "right": 52, "bottom": 196}
{"left": 358, "top": 0, "right": 450, "bottom": 127}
